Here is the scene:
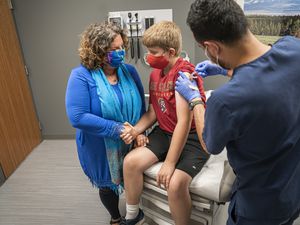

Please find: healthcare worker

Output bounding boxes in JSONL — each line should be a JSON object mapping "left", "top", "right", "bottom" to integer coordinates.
{"left": 175, "top": 0, "right": 300, "bottom": 224}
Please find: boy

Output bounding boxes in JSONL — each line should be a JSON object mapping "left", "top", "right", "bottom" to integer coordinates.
{"left": 120, "top": 21, "right": 209, "bottom": 225}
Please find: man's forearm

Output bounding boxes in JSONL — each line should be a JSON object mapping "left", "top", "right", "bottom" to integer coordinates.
{"left": 193, "top": 103, "right": 209, "bottom": 153}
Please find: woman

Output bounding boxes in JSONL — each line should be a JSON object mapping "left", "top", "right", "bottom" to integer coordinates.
{"left": 65, "top": 22, "right": 145, "bottom": 225}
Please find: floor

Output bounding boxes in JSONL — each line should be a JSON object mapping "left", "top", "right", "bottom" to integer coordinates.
{"left": 0, "top": 140, "right": 115, "bottom": 225}
{"left": 0, "top": 140, "right": 299, "bottom": 225}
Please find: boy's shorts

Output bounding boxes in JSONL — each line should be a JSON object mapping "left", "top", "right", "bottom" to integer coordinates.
{"left": 145, "top": 126, "right": 209, "bottom": 178}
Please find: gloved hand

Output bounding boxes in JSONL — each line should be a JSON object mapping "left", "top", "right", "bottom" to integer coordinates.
{"left": 175, "top": 71, "right": 201, "bottom": 103}
{"left": 195, "top": 60, "right": 228, "bottom": 77}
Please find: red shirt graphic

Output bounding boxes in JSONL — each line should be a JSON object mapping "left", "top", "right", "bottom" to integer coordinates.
{"left": 149, "top": 58, "right": 206, "bottom": 133}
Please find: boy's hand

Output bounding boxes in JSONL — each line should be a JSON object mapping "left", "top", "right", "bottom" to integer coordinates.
{"left": 120, "top": 122, "right": 138, "bottom": 144}
{"left": 176, "top": 71, "right": 201, "bottom": 103}
{"left": 156, "top": 161, "right": 175, "bottom": 190}
{"left": 134, "top": 134, "right": 149, "bottom": 147}
{"left": 195, "top": 60, "right": 228, "bottom": 77}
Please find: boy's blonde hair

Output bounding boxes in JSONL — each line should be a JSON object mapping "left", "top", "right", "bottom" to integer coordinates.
{"left": 142, "top": 21, "right": 182, "bottom": 56}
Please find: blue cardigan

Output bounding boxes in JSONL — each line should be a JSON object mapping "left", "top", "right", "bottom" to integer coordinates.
{"left": 65, "top": 64, "right": 145, "bottom": 188}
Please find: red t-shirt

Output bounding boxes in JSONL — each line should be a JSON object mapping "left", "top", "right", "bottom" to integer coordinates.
{"left": 149, "top": 58, "right": 206, "bottom": 133}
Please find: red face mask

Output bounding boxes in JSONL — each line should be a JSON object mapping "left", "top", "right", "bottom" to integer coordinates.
{"left": 146, "top": 54, "right": 169, "bottom": 69}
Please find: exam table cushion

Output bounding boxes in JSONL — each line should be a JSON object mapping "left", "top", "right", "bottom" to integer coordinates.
{"left": 144, "top": 149, "right": 235, "bottom": 202}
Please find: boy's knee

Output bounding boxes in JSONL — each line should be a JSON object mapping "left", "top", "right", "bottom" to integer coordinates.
{"left": 168, "top": 177, "right": 190, "bottom": 196}
{"left": 124, "top": 153, "right": 136, "bottom": 170}
{"left": 124, "top": 152, "right": 143, "bottom": 171}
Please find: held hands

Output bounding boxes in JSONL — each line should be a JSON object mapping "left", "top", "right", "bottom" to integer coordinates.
{"left": 120, "top": 122, "right": 138, "bottom": 144}
{"left": 156, "top": 161, "right": 175, "bottom": 190}
{"left": 175, "top": 71, "right": 201, "bottom": 103}
{"left": 195, "top": 60, "right": 228, "bottom": 77}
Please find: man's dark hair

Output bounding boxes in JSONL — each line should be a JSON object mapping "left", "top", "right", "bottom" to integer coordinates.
{"left": 187, "top": 0, "right": 248, "bottom": 44}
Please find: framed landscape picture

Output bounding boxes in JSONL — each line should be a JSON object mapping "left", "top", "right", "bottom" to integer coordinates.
{"left": 244, "top": 0, "right": 300, "bottom": 44}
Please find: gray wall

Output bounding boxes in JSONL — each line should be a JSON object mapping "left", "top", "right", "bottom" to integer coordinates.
{"left": 12, "top": 0, "right": 226, "bottom": 138}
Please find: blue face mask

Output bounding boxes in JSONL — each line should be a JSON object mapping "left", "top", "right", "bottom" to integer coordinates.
{"left": 107, "top": 49, "right": 125, "bottom": 68}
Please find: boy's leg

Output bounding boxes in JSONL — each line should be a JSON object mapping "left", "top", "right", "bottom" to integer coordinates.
{"left": 123, "top": 146, "right": 157, "bottom": 222}
{"left": 123, "top": 146, "right": 158, "bottom": 206}
{"left": 123, "top": 126, "right": 170, "bottom": 222}
{"left": 167, "top": 169, "right": 192, "bottom": 225}
{"left": 167, "top": 131, "right": 209, "bottom": 225}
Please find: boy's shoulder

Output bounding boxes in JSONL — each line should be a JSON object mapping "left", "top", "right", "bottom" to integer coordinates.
{"left": 171, "top": 58, "right": 195, "bottom": 76}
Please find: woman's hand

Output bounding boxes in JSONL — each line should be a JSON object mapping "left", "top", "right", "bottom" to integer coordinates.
{"left": 120, "top": 122, "right": 138, "bottom": 144}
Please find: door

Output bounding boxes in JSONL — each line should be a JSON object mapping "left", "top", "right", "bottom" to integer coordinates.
{"left": 0, "top": 0, "right": 41, "bottom": 178}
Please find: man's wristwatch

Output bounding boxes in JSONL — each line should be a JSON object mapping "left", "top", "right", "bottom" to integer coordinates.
{"left": 189, "top": 99, "right": 204, "bottom": 110}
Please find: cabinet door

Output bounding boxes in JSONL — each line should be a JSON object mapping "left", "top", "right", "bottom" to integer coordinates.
{"left": 0, "top": 0, "right": 41, "bottom": 178}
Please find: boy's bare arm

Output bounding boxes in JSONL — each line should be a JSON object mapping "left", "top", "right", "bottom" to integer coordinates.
{"left": 134, "top": 104, "right": 157, "bottom": 134}
{"left": 156, "top": 91, "right": 192, "bottom": 189}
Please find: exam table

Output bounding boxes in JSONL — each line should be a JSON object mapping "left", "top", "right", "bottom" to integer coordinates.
{"left": 141, "top": 90, "right": 236, "bottom": 225}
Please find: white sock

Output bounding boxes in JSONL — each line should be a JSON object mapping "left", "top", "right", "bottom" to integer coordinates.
{"left": 125, "top": 203, "right": 139, "bottom": 220}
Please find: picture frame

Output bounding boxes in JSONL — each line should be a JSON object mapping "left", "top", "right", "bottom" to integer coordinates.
{"left": 244, "top": 0, "right": 300, "bottom": 44}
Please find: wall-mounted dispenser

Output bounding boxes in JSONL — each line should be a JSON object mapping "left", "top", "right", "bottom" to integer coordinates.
{"left": 108, "top": 12, "right": 124, "bottom": 29}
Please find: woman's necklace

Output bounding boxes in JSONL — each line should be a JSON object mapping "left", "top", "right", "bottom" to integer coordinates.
{"left": 103, "top": 66, "right": 118, "bottom": 84}
{"left": 106, "top": 73, "right": 118, "bottom": 85}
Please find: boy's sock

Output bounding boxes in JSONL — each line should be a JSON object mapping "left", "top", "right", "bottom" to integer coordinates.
{"left": 125, "top": 203, "right": 139, "bottom": 220}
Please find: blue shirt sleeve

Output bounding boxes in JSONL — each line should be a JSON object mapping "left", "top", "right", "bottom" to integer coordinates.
{"left": 65, "top": 67, "right": 123, "bottom": 139}
{"left": 125, "top": 64, "right": 146, "bottom": 116}
{"left": 203, "top": 94, "right": 238, "bottom": 154}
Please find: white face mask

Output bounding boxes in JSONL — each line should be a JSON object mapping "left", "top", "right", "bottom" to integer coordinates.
{"left": 205, "top": 46, "right": 220, "bottom": 66}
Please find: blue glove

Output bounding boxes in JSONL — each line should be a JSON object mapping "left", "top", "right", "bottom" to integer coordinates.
{"left": 195, "top": 60, "right": 228, "bottom": 77}
{"left": 175, "top": 71, "right": 201, "bottom": 103}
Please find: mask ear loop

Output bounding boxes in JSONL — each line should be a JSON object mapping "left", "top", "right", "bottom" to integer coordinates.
{"left": 204, "top": 46, "right": 209, "bottom": 60}
{"left": 205, "top": 45, "right": 214, "bottom": 63}
{"left": 216, "top": 54, "right": 220, "bottom": 66}
{"left": 206, "top": 45, "right": 221, "bottom": 66}
{"left": 216, "top": 45, "right": 221, "bottom": 66}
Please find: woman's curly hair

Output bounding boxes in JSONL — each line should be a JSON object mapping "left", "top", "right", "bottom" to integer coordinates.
{"left": 78, "top": 22, "right": 129, "bottom": 70}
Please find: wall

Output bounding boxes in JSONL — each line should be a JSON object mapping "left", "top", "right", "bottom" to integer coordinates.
{"left": 12, "top": 0, "right": 198, "bottom": 138}
{"left": 0, "top": 0, "right": 41, "bottom": 178}
{"left": 12, "top": 0, "right": 245, "bottom": 138}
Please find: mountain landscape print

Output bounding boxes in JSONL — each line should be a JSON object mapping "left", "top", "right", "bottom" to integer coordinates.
{"left": 245, "top": 0, "right": 300, "bottom": 15}
{"left": 244, "top": 0, "right": 300, "bottom": 44}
